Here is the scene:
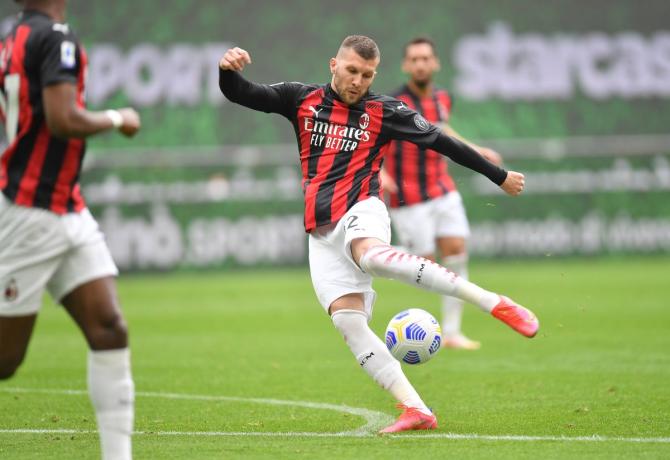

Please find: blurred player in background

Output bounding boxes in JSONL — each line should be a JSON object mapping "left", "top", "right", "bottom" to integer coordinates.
{"left": 382, "top": 37, "right": 504, "bottom": 350}
{"left": 219, "top": 35, "right": 538, "bottom": 433}
{"left": 0, "top": 1, "right": 140, "bottom": 458}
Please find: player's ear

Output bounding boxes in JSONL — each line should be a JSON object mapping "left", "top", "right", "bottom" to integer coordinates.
{"left": 329, "top": 57, "right": 337, "bottom": 75}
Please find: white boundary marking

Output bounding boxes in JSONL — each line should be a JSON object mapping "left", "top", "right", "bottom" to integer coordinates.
{"left": 1, "top": 387, "right": 669, "bottom": 443}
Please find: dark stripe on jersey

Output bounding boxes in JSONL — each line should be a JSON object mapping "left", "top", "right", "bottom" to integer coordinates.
{"left": 346, "top": 102, "right": 384, "bottom": 209}
{"left": 31, "top": 135, "right": 69, "bottom": 209}
{"left": 15, "top": 123, "right": 50, "bottom": 207}
{"left": 297, "top": 88, "right": 326, "bottom": 231}
{"left": 306, "top": 96, "right": 332, "bottom": 181}
{"left": 51, "top": 139, "right": 84, "bottom": 213}
{"left": 393, "top": 134, "right": 405, "bottom": 205}
{"left": 62, "top": 141, "right": 85, "bottom": 213}
{"left": 1, "top": 25, "right": 33, "bottom": 194}
{"left": 407, "top": 91, "right": 429, "bottom": 202}
{"left": 297, "top": 89, "right": 325, "bottom": 186}
{"left": 313, "top": 102, "right": 352, "bottom": 226}
{"left": 432, "top": 93, "right": 444, "bottom": 122}
{"left": 3, "top": 122, "right": 40, "bottom": 201}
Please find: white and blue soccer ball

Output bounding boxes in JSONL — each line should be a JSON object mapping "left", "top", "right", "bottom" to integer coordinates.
{"left": 385, "top": 308, "right": 441, "bottom": 365}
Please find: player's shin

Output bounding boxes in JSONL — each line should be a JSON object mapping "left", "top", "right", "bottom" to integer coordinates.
{"left": 331, "top": 309, "right": 431, "bottom": 415}
{"left": 360, "top": 245, "right": 498, "bottom": 312}
{"left": 88, "top": 348, "right": 134, "bottom": 460}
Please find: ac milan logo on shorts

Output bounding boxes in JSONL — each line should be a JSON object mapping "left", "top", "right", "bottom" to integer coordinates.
{"left": 359, "top": 113, "right": 370, "bottom": 130}
{"left": 4, "top": 278, "right": 18, "bottom": 302}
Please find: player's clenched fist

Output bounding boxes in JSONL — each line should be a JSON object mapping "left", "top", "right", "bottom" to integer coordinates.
{"left": 118, "top": 108, "right": 141, "bottom": 137}
{"left": 500, "top": 171, "right": 525, "bottom": 196}
{"left": 219, "top": 47, "right": 252, "bottom": 71}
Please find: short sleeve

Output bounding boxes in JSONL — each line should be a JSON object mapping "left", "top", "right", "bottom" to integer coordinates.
{"left": 40, "top": 27, "right": 79, "bottom": 87}
{"left": 387, "top": 100, "right": 441, "bottom": 148}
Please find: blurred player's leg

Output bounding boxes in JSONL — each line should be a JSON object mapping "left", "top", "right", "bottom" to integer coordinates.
{"left": 440, "top": 252, "right": 480, "bottom": 350}
{"left": 0, "top": 315, "right": 37, "bottom": 379}
{"left": 62, "top": 277, "right": 134, "bottom": 460}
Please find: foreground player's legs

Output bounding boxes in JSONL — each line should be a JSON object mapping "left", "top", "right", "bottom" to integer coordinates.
{"left": 0, "top": 315, "right": 38, "bottom": 379}
{"left": 329, "top": 295, "right": 437, "bottom": 432}
{"left": 63, "top": 277, "right": 134, "bottom": 460}
{"left": 354, "top": 238, "right": 539, "bottom": 338}
{"left": 437, "top": 237, "right": 480, "bottom": 350}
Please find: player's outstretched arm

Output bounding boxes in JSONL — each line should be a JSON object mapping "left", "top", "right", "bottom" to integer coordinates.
{"left": 433, "top": 133, "right": 524, "bottom": 196}
{"left": 43, "top": 82, "right": 140, "bottom": 139}
{"left": 218, "top": 47, "right": 298, "bottom": 116}
{"left": 442, "top": 123, "right": 503, "bottom": 166}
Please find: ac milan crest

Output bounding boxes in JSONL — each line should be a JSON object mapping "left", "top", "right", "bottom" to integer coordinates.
{"left": 359, "top": 113, "right": 370, "bottom": 130}
{"left": 4, "top": 278, "right": 18, "bottom": 302}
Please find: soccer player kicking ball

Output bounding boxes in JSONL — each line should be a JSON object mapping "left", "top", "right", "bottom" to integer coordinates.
{"left": 1, "top": 1, "right": 139, "bottom": 458}
{"left": 218, "top": 36, "right": 539, "bottom": 434}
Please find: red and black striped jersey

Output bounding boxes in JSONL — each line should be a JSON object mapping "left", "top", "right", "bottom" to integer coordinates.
{"left": 219, "top": 70, "right": 506, "bottom": 233}
{"left": 385, "top": 84, "right": 456, "bottom": 208}
{"left": 0, "top": 10, "right": 87, "bottom": 214}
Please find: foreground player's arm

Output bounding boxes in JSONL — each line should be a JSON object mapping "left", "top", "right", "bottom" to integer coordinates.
{"left": 40, "top": 28, "right": 139, "bottom": 139}
{"left": 43, "top": 84, "right": 140, "bottom": 139}
{"left": 389, "top": 107, "right": 524, "bottom": 195}
{"left": 218, "top": 47, "right": 299, "bottom": 117}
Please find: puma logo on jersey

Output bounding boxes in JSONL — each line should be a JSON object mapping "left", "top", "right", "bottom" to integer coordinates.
{"left": 309, "top": 105, "right": 322, "bottom": 118}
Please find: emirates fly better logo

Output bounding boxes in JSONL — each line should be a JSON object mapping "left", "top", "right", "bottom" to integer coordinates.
{"left": 304, "top": 109, "right": 372, "bottom": 152}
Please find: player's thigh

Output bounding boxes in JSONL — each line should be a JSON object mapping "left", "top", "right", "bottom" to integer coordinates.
{"left": 309, "top": 233, "right": 376, "bottom": 319}
{"left": 389, "top": 201, "right": 436, "bottom": 256}
{"left": 342, "top": 197, "right": 392, "bottom": 263}
{"left": 434, "top": 192, "right": 470, "bottom": 244}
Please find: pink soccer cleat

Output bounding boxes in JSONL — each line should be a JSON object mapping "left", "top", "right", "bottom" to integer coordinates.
{"left": 379, "top": 405, "right": 438, "bottom": 434}
{"left": 491, "top": 296, "right": 539, "bottom": 338}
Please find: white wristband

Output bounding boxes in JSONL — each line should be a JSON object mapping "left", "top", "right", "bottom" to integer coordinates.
{"left": 105, "top": 109, "right": 123, "bottom": 129}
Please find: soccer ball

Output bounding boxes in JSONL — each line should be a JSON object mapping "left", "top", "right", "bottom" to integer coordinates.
{"left": 385, "top": 309, "right": 441, "bottom": 365}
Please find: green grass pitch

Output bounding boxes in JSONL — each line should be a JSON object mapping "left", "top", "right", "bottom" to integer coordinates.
{"left": 1, "top": 257, "right": 669, "bottom": 459}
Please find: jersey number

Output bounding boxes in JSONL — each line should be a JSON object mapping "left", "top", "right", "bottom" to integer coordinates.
{"left": 0, "top": 74, "right": 20, "bottom": 143}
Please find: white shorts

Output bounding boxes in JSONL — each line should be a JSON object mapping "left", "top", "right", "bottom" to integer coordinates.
{"left": 0, "top": 194, "right": 118, "bottom": 317}
{"left": 308, "top": 197, "right": 391, "bottom": 318}
{"left": 390, "top": 191, "right": 470, "bottom": 256}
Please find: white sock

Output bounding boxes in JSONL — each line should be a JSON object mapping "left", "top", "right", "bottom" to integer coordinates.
{"left": 88, "top": 348, "right": 134, "bottom": 460}
{"left": 331, "top": 309, "right": 431, "bottom": 415}
{"left": 441, "top": 253, "right": 468, "bottom": 337}
{"left": 359, "top": 245, "right": 499, "bottom": 312}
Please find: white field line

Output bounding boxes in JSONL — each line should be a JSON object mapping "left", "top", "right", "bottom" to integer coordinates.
{"left": 1, "top": 387, "right": 669, "bottom": 444}
{"left": 0, "top": 387, "right": 393, "bottom": 436}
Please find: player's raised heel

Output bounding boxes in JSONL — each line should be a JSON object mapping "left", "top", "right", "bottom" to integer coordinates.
{"left": 379, "top": 404, "right": 438, "bottom": 434}
{"left": 491, "top": 296, "right": 539, "bottom": 338}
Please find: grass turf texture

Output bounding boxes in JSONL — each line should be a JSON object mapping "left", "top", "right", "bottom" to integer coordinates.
{"left": 1, "top": 257, "right": 669, "bottom": 459}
